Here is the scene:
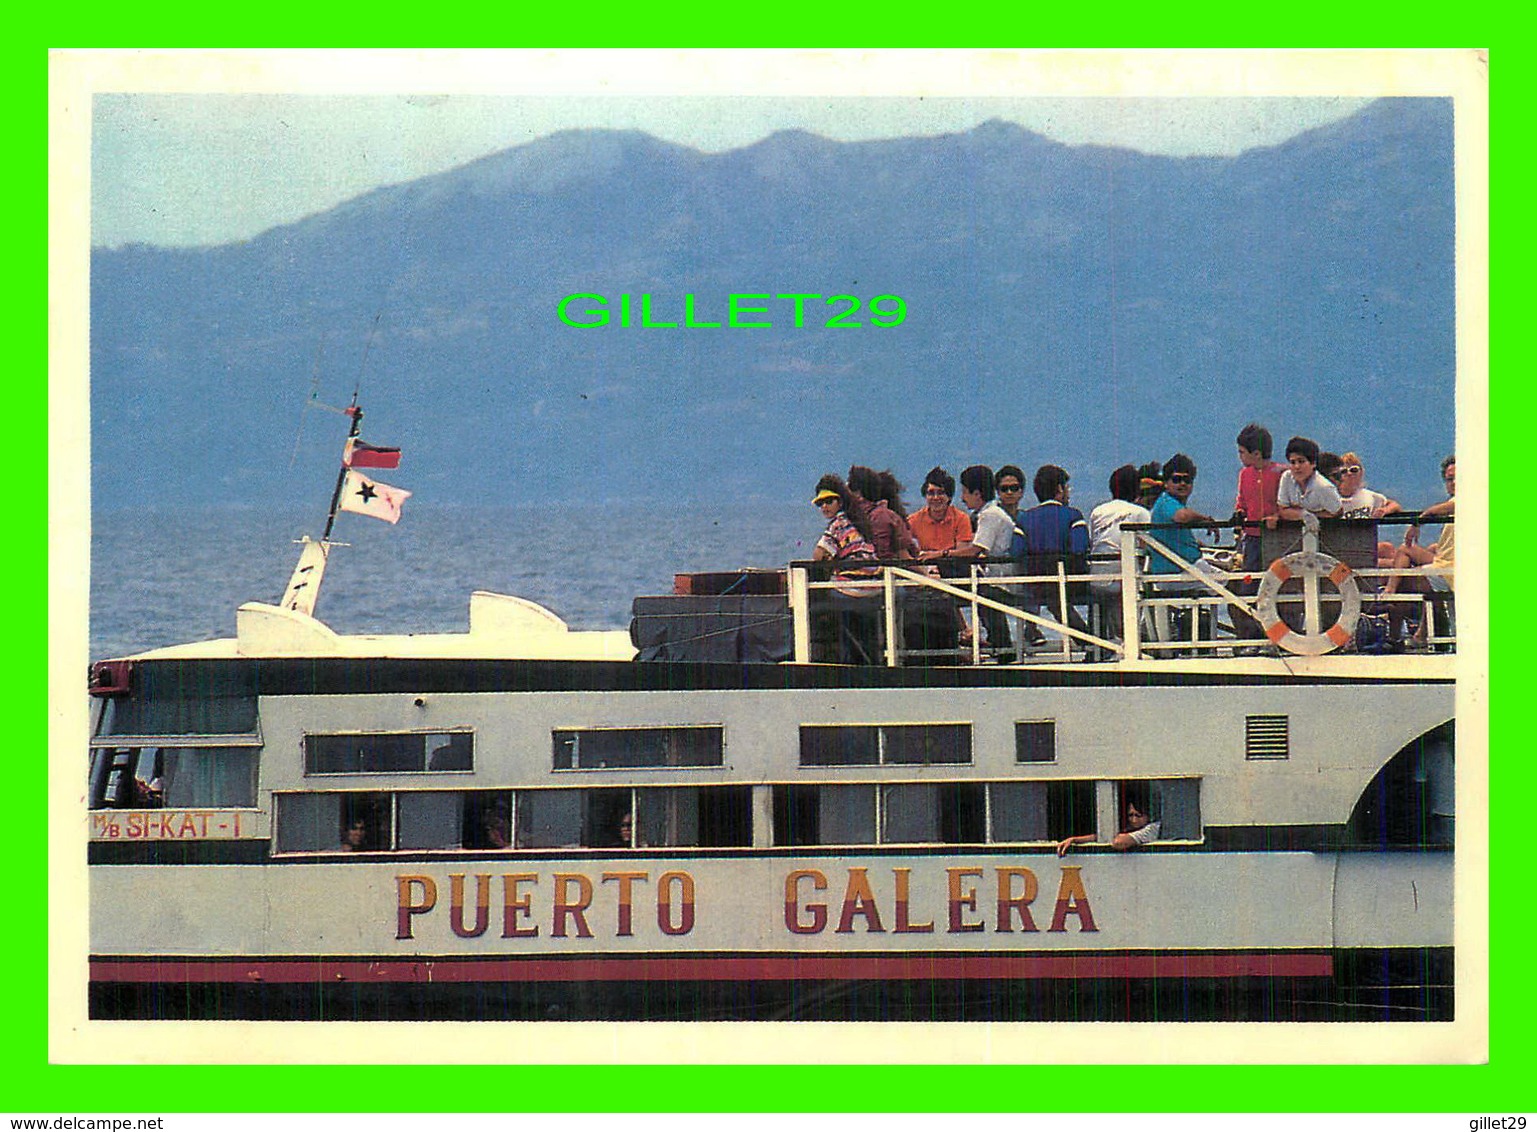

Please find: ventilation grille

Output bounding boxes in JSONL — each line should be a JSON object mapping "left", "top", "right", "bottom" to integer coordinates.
{"left": 1245, "top": 715, "right": 1290, "bottom": 760}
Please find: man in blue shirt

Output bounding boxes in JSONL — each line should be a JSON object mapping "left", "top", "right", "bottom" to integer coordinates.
{"left": 1011, "top": 464, "right": 1092, "bottom": 639}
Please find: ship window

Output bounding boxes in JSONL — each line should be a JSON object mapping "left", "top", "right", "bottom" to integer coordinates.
{"left": 95, "top": 662, "right": 259, "bottom": 737}
{"left": 552, "top": 726, "right": 724, "bottom": 770}
{"left": 464, "top": 792, "right": 514, "bottom": 850}
{"left": 1015, "top": 721, "right": 1057, "bottom": 763}
{"left": 772, "top": 784, "right": 877, "bottom": 846}
{"left": 304, "top": 731, "right": 473, "bottom": 774}
{"left": 636, "top": 786, "right": 752, "bottom": 848}
{"left": 274, "top": 792, "right": 392, "bottom": 853}
{"left": 396, "top": 791, "right": 466, "bottom": 851}
{"left": 514, "top": 789, "right": 584, "bottom": 849}
{"left": 513, "top": 788, "right": 636, "bottom": 848}
{"left": 881, "top": 782, "right": 987, "bottom": 844}
{"left": 989, "top": 781, "right": 1096, "bottom": 842}
{"left": 1245, "top": 715, "right": 1290, "bottom": 760}
{"left": 1133, "top": 778, "right": 1202, "bottom": 841}
{"left": 799, "top": 724, "right": 971, "bottom": 767}
{"left": 88, "top": 746, "right": 258, "bottom": 810}
{"left": 584, "top": 788, "right": 636, "bottom": 847}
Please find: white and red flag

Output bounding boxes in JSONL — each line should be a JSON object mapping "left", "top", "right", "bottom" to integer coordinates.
{"left": 339, "top": 470, "right": 411, "bottom": 524}
{"left": 344, "top": 438, "right": 403, "bottom": 469}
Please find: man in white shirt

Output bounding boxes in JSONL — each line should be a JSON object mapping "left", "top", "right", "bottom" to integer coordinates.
{"left": 1087, "top": 464, "right": 1151, "bottom": 641}
{"left": 1272, "top": 435, "right": 1342, "bottom": 522}
{"left": 1332, "top": 451, "right": 1401, "bottom": 520}
{"left": 957, "top": 464, "right": 1038, "bottom": 654}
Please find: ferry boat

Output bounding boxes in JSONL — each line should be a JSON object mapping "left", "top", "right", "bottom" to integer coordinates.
{"left": 86, "top": 409, "right": 1457, "bottom": 1022}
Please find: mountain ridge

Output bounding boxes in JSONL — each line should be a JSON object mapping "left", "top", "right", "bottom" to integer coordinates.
{"left": 90, "top": 98, "right": 1457, "bottom": 514}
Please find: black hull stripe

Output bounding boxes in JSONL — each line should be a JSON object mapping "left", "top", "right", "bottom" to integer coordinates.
{"left": 110, "top": 656, "right": 1452, "bottom": 697}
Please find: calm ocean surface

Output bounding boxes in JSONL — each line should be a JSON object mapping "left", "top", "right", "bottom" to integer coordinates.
{"left": 89, "top": 502, "right": 818, "bottom": 661}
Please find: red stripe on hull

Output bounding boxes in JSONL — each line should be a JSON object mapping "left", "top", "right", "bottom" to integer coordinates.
{"left": 92, "top": 952, "right": 1333, "bottom": 984}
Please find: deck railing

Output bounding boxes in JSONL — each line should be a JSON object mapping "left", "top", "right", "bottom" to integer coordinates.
{"left": 787, "top": 514, "right": 1453, "bottom": 665}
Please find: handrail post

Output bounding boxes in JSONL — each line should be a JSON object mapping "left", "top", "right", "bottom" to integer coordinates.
{"left": 1057, "top": 562, "right": 1071, "bottom": 661}
{"left": 883, "top": 567, "right": 899, "bottom": 667}
{"left": 1301, "top": 517, "right": 1321, "bottom": 637}
{"left": 789, "top": 563, "right": 811, "bottom": 664}
{"left": 970, "top": 564, "right": 983, "bottom": 665}
{"left": 1121, "top": 528, "right": 1141, "bottom": 662}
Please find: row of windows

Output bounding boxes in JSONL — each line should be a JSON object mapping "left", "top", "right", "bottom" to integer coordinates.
{"left": 296, "top": 723, "right": 1060, "bottom": 777}
{"left": 95, "top": 717, "right": 1293, "bottom": 799}
{"left": 271, "top": 779, "right": 1201, "bottom": 854}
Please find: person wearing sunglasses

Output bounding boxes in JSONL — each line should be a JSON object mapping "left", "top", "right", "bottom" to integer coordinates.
{"left": 1147, "top": 454, "right": 1223, "bottom": 641}
{"left": 1332, "top": 451, "right": 1402, "bottom": 521}
{"left": 957, "top": 464, "right": 1036, "bottom": 656}
{"left": 1148, "top": 455, "right": 1220, "bottom": 574}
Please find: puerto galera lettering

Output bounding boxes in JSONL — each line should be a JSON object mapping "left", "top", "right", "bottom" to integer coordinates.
{"left": 557, "top": 292, "right": 907, "bottom": 329}
{"left": 395, "top": 864, "right": 1096, "bottom": 940}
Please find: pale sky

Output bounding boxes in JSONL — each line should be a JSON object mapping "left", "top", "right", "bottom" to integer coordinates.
{"left": 91, "top": 93, "right": 1375, "bottom": 249}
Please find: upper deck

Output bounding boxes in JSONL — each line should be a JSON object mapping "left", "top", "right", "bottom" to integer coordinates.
{"left": 97, "top": 516, "right": 1455, "bottom": 689}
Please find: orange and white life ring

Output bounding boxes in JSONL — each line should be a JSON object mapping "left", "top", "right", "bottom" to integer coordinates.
{"left": 1253, "top": 551, "right": 1360, "bottom": 656}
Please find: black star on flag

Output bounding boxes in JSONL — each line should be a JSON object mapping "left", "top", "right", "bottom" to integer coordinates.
{"left": 339, "top": 470, "right": 411, "bottom": 525}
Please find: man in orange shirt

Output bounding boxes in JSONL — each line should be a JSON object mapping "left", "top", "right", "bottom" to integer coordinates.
{"left": 909, "top": 466, "right": 974, "bottom": 566}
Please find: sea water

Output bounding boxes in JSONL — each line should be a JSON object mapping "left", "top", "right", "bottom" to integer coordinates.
{"left": 88, "top": 501, "right": 820, "bottom": 660}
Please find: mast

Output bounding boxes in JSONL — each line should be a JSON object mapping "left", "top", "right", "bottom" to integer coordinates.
{"left": 322, "top": 402, "right": 364, "bottom": 543}
{"left": 280, "top": 399, "right": 361, "bottom": 617}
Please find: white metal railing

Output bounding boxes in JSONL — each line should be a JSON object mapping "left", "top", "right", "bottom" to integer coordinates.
{"left": 787, "top": 520, "right": 1454, "bottom": 666}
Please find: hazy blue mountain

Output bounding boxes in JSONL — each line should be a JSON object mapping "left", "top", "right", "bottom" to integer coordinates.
{"left": 91, "top": 98, "right": 1456, "bottom": 516}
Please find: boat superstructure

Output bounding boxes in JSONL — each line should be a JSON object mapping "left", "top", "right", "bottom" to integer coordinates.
{"left": 87, "top": 510, "right": 1456, "bottom": 1021}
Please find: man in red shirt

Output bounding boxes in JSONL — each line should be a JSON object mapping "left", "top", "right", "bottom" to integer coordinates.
{"left": 1234, "top": 422, "right": 1285, "bottom": 573}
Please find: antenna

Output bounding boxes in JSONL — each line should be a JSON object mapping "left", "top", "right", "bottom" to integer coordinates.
{"left": 353, "top": 311, "right": 382, "bottom": 405}
{"left": 287, "top": 337, "right": 327, "bottom": 470}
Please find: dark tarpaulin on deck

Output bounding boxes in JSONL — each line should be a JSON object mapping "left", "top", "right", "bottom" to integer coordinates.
{"left": 630, "top": 595, "right": 794, "bottom": 664}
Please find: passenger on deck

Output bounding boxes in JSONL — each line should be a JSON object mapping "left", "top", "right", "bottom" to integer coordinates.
{"left": 997, "top": 465, "right": 1047, "bottom": 651}
{"left": 1231, "top": 424, "right": 1286, "bottom": 639}
{"left": 876, "top": 469, "right": 920, "bottom": 556}
{"left": 1135, "top": 461, "right": 1166, "bottom": 510}
{"left": 812, "top": 478, "right": 877, "bottom": 566}
{"left": 994, "top": 465, "right": 1027, "bottom": 524}
{"left": 1234, "top": 424, "right": 1285, "bottom": 574}
{"left": 1147, "top": 454, "right": 1223, "bottom": 642}
{"left": 847, "top": 465, "right": 916, "bottom": 560}
{"left": 1011, "top": 464, "right": 1092, "bottom": 638}
{"left": 956, "top": 464, "right": 1032, "bottom": 655}
{"left": 1333, "top": 451, "right": 1402, "bottom": 521}
{"left": 1271, "top": 436, "right": 1342, "bottom": 524}
{"left": 812, "top": 476, "right": 881, "bottom": 663}
{"left": 1383, "top": 456, "right": 1456, "bottom": 643}
{"left": 1317, "top": 451, "right": 1344, "bottom": 484}
{"left": 910, "top": 466, "right": 975, "bottom": 564}
{"left": 1056, "top": 795, "right": 1161, "bottom": 855}
{"left": 1088, "top": 464, "right": 1152, "bottom": 639}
